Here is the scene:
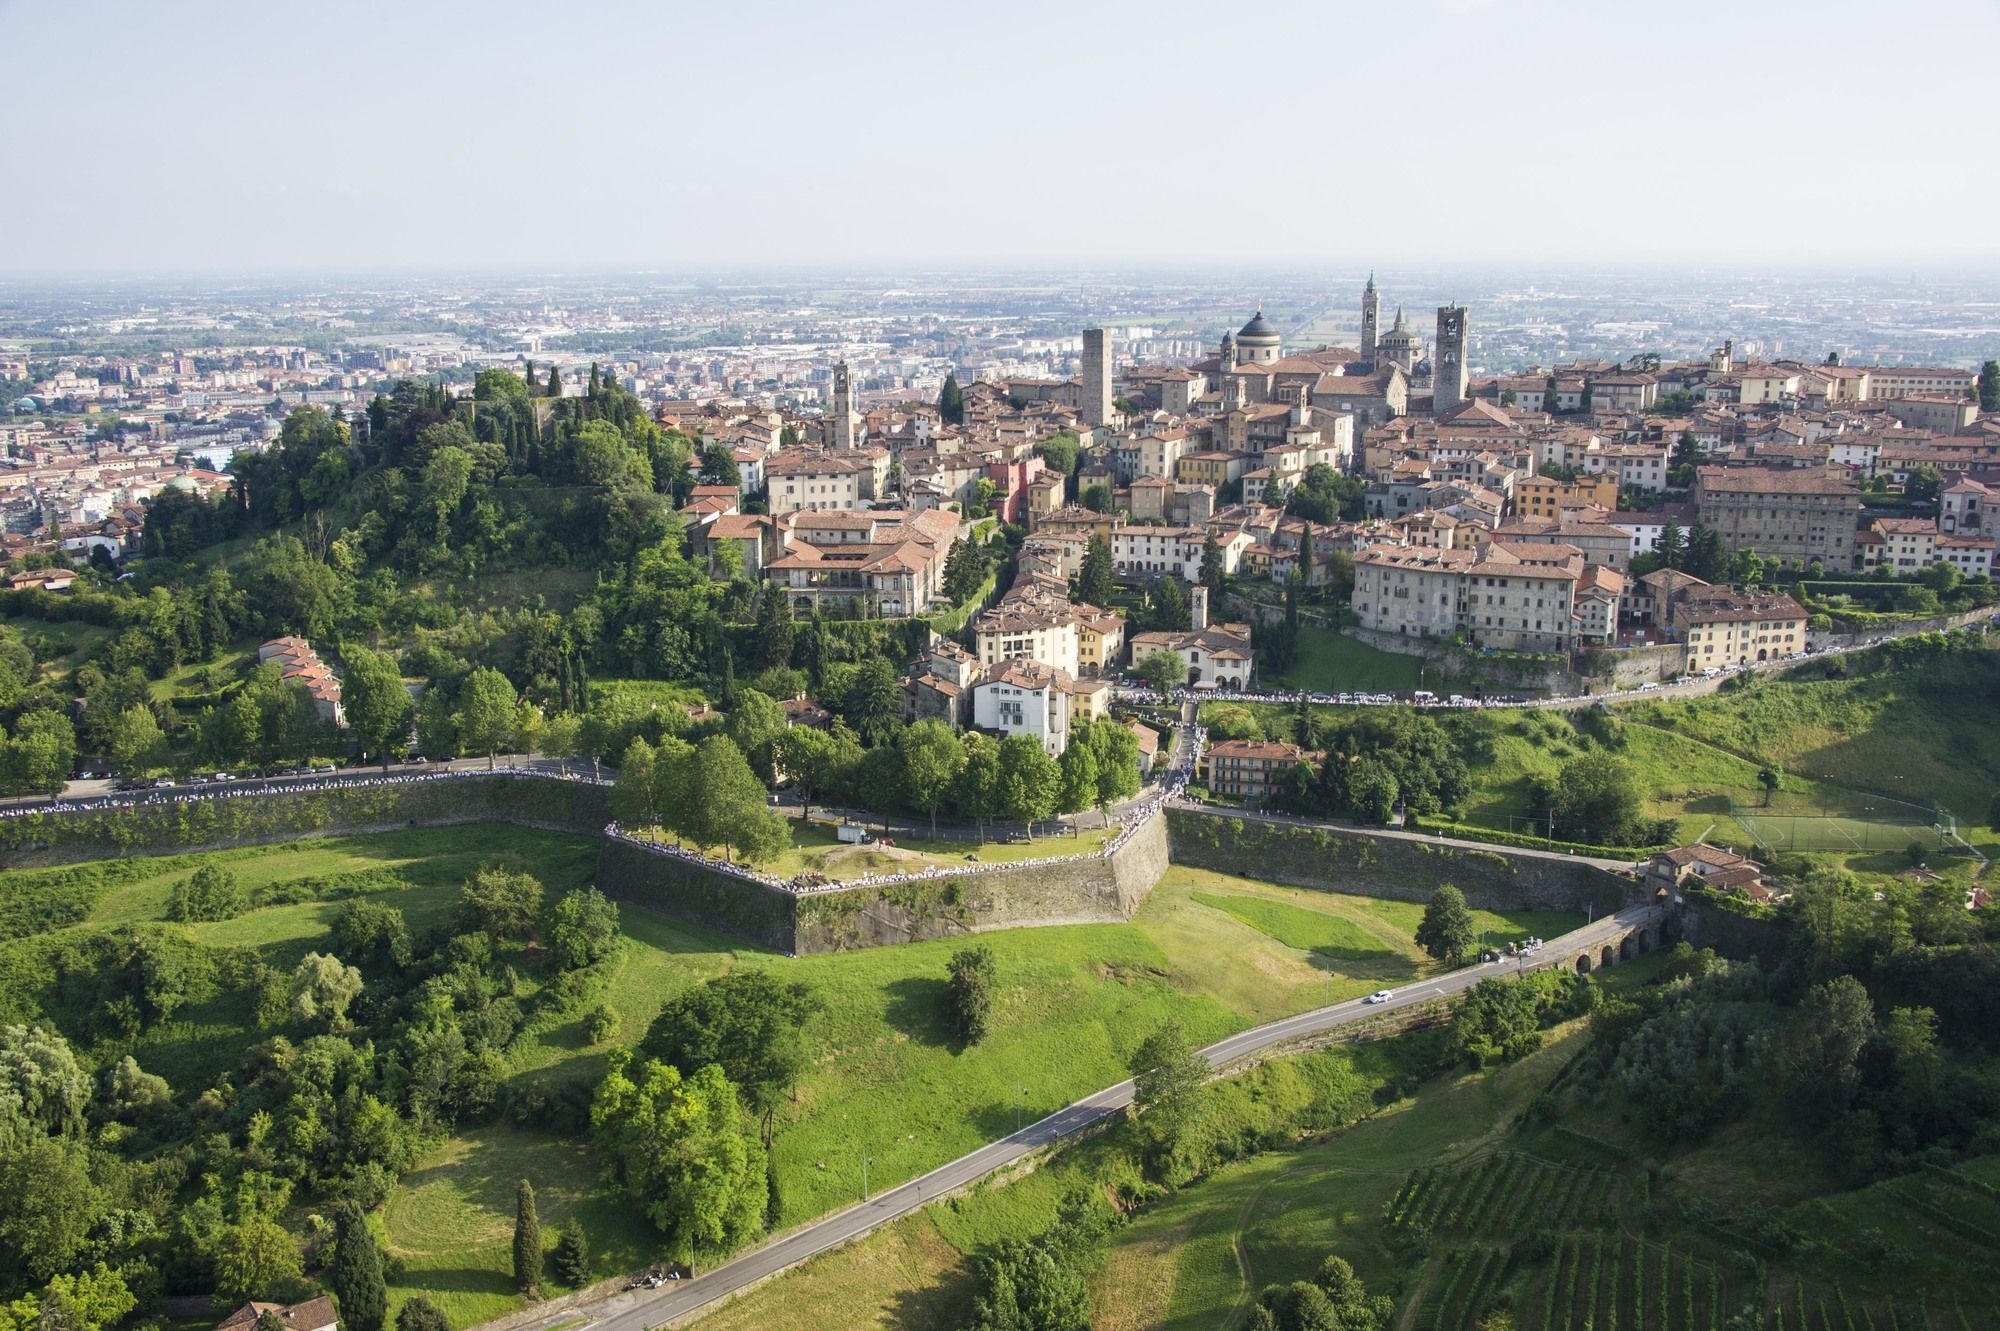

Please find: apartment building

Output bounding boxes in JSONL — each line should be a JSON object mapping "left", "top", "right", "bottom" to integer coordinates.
{"left": 1351, "top": 540, "right": 1583, "bottom": 653}
{"left": 1514, "top": 473, "right": 1619, "bottom": 520}
{"left": 1204, "top": 738, "right": 1318, "bottom": 804}
{"left": 1691, "top": 465, "right": 1861, "bottom": 568}
{"left": 1678, "top": 591, "right": 1809, "bottom": 671}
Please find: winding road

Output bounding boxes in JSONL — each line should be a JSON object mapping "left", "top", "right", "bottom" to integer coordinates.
{"left": 532, "top": 903, "right": 1662, "bottom": 1331}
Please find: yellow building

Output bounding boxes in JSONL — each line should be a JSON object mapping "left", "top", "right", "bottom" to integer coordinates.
{"left": 1074, "top": 606, "right": 1126, "bottom": 675}
{"left": 1680, "top": 592, "right": 1808, "bottom": 670}
{"left": 1513, "top": 472, "right": 1619, "bottom": 519}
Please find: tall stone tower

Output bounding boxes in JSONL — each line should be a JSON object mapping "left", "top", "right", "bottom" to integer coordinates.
{"left": 1434, "top": 306, "right": 1468, "bottom": 414}
{"left": 1082, "top": 328, "right": 1112, "bottom": 427}
{"left": 1360, "top": 273, "right": 1380, "bottom": 366}
{"left": 831, "top": 361, "right": 856, "bottom": 450}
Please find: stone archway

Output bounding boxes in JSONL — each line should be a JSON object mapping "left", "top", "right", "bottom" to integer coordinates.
{"left": 1618, "top": 934, "right": 1634, "bottom": 961}
{"left": 1599, "top": 945, "right": 1616, "bottom": 969}
{"left": 1575, "top": 954, "right": 1592, "bottom": 974}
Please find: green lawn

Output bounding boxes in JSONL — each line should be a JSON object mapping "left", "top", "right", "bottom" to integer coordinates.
{"left": 1270, "top": 625, "right": 1422, "bottom": 694}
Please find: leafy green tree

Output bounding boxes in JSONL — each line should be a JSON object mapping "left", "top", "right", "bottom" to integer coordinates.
{"left": 394, "top": 1298, "right": 449, "bottom": 1331}
{"left": 946, "top": 945, "right": 997, "bottom": 1046}
{"left": 108, "top": 705, "right": 166, "bottom": 781}
{"left": 456, "top": 668, "right": 518, "bottom": 769}
{"left": 0, "top": 1134, "right": 97, "bottom": 1283}
{"left": 35, "top": 1263, "right": 137, "bottom": 1331}
{"left": 330, "top": 898, "right": 412, "bottom": 970}
{"left": 1081, "top": 482, "right": 1113, "bottom": 513}
{"left": 963, "top": 1237, "right": 1090, "bottom": 1331}
{"left": 1077, "top": 532, "right": 1114, "bottom": 608}
{"left": 1451, "top": 977, "right": 1544, "bottom": 1065}
{"left": 1758, "top": 765, "right": 1780, "bottom": 807}
{"left": 1532, "top": 752, "right": 1645, "bottom": 845}
{"left": 1979, "top": 359, "right": 2000, "bottom": 412}
{"left": 0, "top": 1023, "right": 90, "bottom": 1139}
{"left": 698, "top": 444, "right": 741, "bottom": 489}
{"left": 553, "top": 1225, "right": 589, "bottom": 1287}
{"left": 775, "top": 724, "right": 854, "bottom": 822}
{"left": 343, "top": 647, "right": 412, "bottom": 768}
{"left": 3, "top": 711, "right": 75, "bottom": 796}
{"left": 1685, "top": 519, "right": 1727, "bottom": 584}
{"left": 944, "top": 536, "right": 990, "bottom": 603}
{"left": 289, "top": 952, "right": 363, "bottom": 1029}
{"left": 841, "top": 658, "right": 903, "bottom": 746}
{"left": 168, "top": 864, "right": 245, "bottom": 922}
{"left": 953, "top": 731, "right": 1003, "bottom": 841}
{"left": 998, "top": 734, "right": 1060, "bottom": 836}
{"left": 1770, "top": 974, "right": 1875, "bottom": 1121}
{"left": 211, "top": 1214, "right": 302, "bottom": 1303}
{"left": 899, "top": 719, "right": 964, "bottom": 837}
{"left": 1128, "top": 1020, "right": 1208, "bottom": 1160}
{"left": 458, "top": 865, "right": 545, "bottom": 940}
{"left": 1034, "top": 431, "right": 1081, "bottom": 481}
{"left": 332, "top": 1201, "right": 387, "bottom": 1331}
{"left": 646, "top": 972, "right": 822, "bottom": 1144}
{"left": 589, "top": 1054, "right": 768, "bottom": 1262}
{"left": 937, "top": 373, "right": 965, "bottom": 426}
{"left": 752, "top": 585, "right": 795, "bottom": 670}
{"left": 725, "top": 688, "right": 788, "bottom": 783}
{"left": 1136, "top": 649, "right": 1186, "bottom": 696}
{"left": 549, "top": 888, "right": 620, "bottom": 971}
{"left": 1057, "top": 737, "right": 1099, "bottom": 834}
{"left": 513, "top": 1179, "right": 542, "bottom": 1298}
{"left": 1086, "top": 720, "right": 1142, "bottom": 817}
{"left": 1415, "top": 884, "right": 1475, "bottom": 966}
{"left": 1145, "top": 576, "right": 1189, "bottom": 632}
{"left": 684, "top": 735, "right": 788, "bottom": 863}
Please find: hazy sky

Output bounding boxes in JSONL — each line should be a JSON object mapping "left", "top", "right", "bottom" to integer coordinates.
{"left": 5, "top": 0, "right": 1997, "bottom": 275}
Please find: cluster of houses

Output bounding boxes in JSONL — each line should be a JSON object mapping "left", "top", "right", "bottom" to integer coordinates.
{"left": 257, "top": 636, "right": 345, "bottom": 726}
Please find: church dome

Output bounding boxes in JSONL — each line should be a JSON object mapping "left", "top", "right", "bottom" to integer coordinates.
{"left": 1237, "top": 310, "right": 1280, "bottom": 344}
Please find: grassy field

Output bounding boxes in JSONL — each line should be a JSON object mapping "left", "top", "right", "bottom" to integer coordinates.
{"left": 1271, "top": 625, "right": 1423, "bottom": 694}
{"left": 1621, "top": 657, "right": 2000, "bottom": 819}
{"left": 4, "top": 615, "right": 112, "bottom": 672}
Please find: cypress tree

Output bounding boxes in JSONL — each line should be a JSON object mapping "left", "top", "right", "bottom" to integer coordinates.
{"left": 588, "top": 362, "right": 600, "bottom": 395}
{"left": 513, "top": 1179, "right": 542, "bottom": 1297}
{"left": 547, "top": 365, "right": 563, "bottom": 399}
{"left": 332, "top": 1202, "right": 388, "bottom": 1331}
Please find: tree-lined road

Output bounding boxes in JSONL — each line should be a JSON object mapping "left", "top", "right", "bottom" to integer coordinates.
{"left": 534, "top": 903, "right": 1662, "bottom": 1331}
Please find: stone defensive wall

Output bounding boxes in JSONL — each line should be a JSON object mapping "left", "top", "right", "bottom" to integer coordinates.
{"left": 0, "top": 771, "right": 612, "bottom": 870}
{"left": 1164, "top": 808, "right": 1636, "bottom": 916}
{"left": 4, "top": 773, "right": 1663, "bottom": 956}
{"left": 597, "top": 809, "right": 1172, "bottom": 955}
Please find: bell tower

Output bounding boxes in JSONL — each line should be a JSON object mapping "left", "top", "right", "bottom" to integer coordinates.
{"left": 1360, "top": 273, "right": 1380, "bottom": 366}
{"left": 1434, "top": 306, "right": 1468, "bottom": 414}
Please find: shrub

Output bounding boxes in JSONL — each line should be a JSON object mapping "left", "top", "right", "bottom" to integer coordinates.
{"left": 167, "top": 865, "right": 245, "bottom": 922}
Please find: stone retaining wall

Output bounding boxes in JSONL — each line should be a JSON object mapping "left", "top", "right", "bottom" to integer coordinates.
{"left": 1165, "top": 809, "right": 1635, "bottom": 914}
{"left": 0, "top": 775, "right": 611, "bottom": 870}
{"left": 594, "top": 838, "right": 799, "bottom": 953}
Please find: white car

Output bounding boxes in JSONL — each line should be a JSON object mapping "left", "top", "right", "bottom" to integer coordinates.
{"left": 1364, "top": 989, "right": 1395, "bottom": 1005}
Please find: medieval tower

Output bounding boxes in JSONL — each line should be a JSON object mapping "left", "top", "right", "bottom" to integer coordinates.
{"left": 1082, "top": 328, "right": 1112, "bottom": 427}
{"left": 1360, "top": 273, "right": 1380, "bottom": 366}
{"left": 1434, "top": 305, "right": 1468, "bottom": 414}
{"left": 831, "top": 361, "right": 856, "bottom": 450}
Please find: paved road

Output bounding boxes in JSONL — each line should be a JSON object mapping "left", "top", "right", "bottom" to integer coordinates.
{"left": 544, "top": 903, "right": 1661, "bottom": 1331}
